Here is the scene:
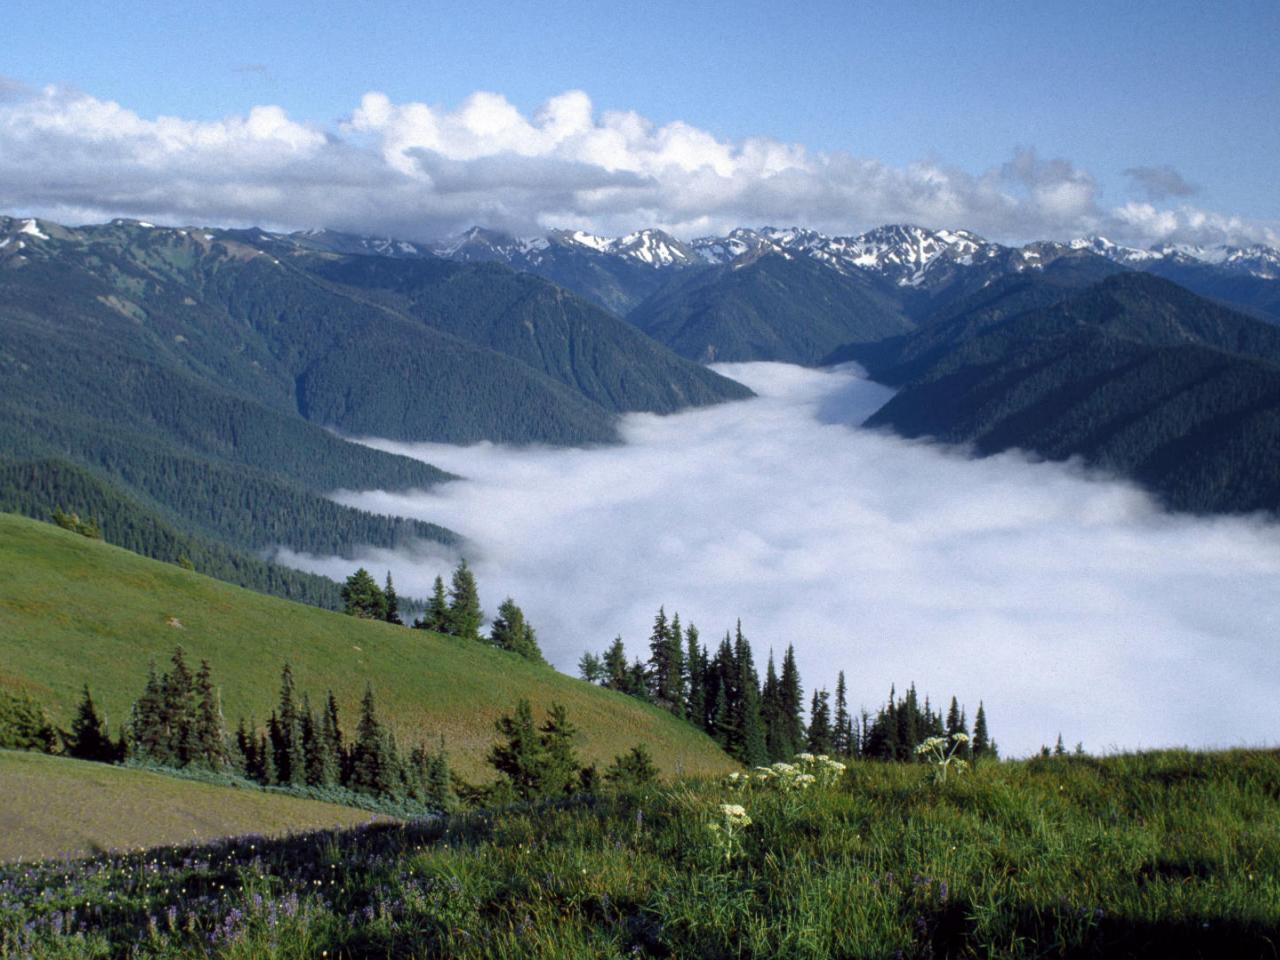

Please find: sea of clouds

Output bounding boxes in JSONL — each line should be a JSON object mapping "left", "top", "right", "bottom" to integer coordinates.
{"left": 274, "top": 363, "right": 1280, "bottom": 757}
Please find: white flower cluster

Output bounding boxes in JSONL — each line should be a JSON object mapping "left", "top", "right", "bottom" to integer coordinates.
{"left": 730, "top": 753, "right": 847, "bottom": 792}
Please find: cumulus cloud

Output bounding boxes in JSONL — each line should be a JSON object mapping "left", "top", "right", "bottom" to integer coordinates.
{"left": 1124, "top": 164, "right": 1199, "bottom": 201}
{"left": 274, "top": 364, "right": 1280, "bottom": 756}
{"left": 0, "top": 80, "right": 1274, "bottom": 247}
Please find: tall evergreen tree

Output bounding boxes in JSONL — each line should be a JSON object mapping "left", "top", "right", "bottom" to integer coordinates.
{"left": 833, "top": 671, "right": 853, "bottom": 757}
{"left": 350, "top": 684, "right": 394, "bottom": 796}
{"left": 807, "top": 688, "right": 833, "bottom": 754}
{"left": 646, "top": 607, "right": 685, "bottom": 716}
{"left": 322, "top": 691, "right": 345, "bottom": 782}
{"left": 65, "top": 685, "right": 116, "bottom": 762}
{"left": 779, "top": 645, "right": 805, "bottom": 759}
{"left": 684, "top": 625, "right": 706, "bottom": 730}
{"left": 273, "top": 663, "right": 305, "bottom": 786}
{"left": 577, "top": 652, "right": 604, "bottom": 684}
{"left": 129, "top": 661, "right": 167, "bottom": 763}
{"left": 193, "top": 659, "right": 227, "bottom": 769}
{"left": 538, "top": 703, "right": 582, "bottom": 797}
{"left": 602, "top": 637, "right": 629, "bottom": 691}
{"left": 973, "top": 702, "right": 991, "bottom": 760}
{"left": 415, "top": 575, "right": 450, "bottom": 632}
{"left": 447, "top": 559, "right": 483, "bottom": 641}
{"left": 490, "top": 598, "right": 545, "bottom": 662}
{"left": 487, "top": 698, "right": 546, "bottom": 801}
{"left": 384, "top": 572, "right": 402, "bottom": 625}
{"left": 732, "top": 622, "right": 768, "bottom": 767}
{"left": 341, "top": 568, "right": 387, "bottom": 620}
{"left": 161, "top": 647, "right": 198, "bottom": 766}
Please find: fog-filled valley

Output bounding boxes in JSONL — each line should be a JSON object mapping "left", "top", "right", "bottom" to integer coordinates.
{"left": 275, "top": 362, "right": 1280, "bottom": 757}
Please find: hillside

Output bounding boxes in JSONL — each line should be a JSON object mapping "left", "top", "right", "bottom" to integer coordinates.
{"left": 0, "top": 216, "right": 749, "bottom": 584}
{"left": 862, "top": 273, "right": 1280, "bottom": 514}
{"left": 0, "top": 514, "right": 734, "bottom": 782}
{"left": 629, "top": 253, "right": 913, "bottom": 364}
{"left": 0, "top": 750, "right": 383, "bottom": 861}
{"left": 5, "top": 749, "right": 1277, "bottom": 956}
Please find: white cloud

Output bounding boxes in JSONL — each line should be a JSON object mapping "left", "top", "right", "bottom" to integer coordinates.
{"left": 0, "top": 81, "right": 1275, "bottom": 247}
{"left": 274, "top": 364, "right": 1280, "bottom": 757}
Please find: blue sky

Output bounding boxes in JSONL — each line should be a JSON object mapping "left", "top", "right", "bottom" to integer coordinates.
{"left": 3, "top": 0, "right": 1277, "bottom": 241}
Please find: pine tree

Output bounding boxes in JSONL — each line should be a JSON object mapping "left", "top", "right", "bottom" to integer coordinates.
{"left": 490, "top": 598, "right": 545, "bottom": 662}
{"left": 807, "top": 688, "right": 832, "bottom": 754}
{"left": 161, "top": 647, "right": 198, "bottom": 766}
{"left": 898, "top": 684, "right": 921, "bottom": 761}
{"left": 446, "top": 560, "right": 483, "bottom": 641}
{"left": 646, "top": 607, "right": 684, "bottom": 713}
{"left": 129, "top": 660, "right": 167, "bottom": 763}
{"left": 350, "top": 684, "right": 394, "bottom": 796}
{"left": 602, "top": 637, "right": 628, "bottom": 691}
{"left": 302, "top": 695, "right": 336, "bottom": 786}
{"left": 761, "top": 651, "right": 787, "bottom": 761}
{"left": 972, "top": 702, "right": 991, "bottom": 760}
{"left": 684, "top": 625, "right": 706, "bottom": 730}
{"left": 233, "top": 717, "right": 256, "bottom": 777}
{"left": 193, "top": 659, "right": 227, "bottom": 769}
{"left": 779, "top": 645, "right": 805, "bottom": 759}
{"left": 833, "top": 671, "right": 853, "bottom": 758}
{"left": 384, "top": 572, "right": 402, "bottom": 625}
{"left": 65, "top": 685, "right": 115, "bottom": 762}
{"left": 415, "top": 576, "right": 450, "bottom": 632}
{"left": 605, "top": 744, "right": 659, "bottom": 788}
{"left": 1054, "top": 733, "right": 1066, "bottom": 756}
{"left": 577, "top": 652, "right": 604, "bottom": 684}
{"left": 341, "top": 568, "right": 387, "bottom": 620}
{"left": 274, "top": 664, "right": 305, "bottom": 786}
{"left": 322, "top": 691, "right": 345, "bottom": 783}
{"left": 732, "top": 622, "right": 768, "bottom": 767}
{"left": 487, "top": 698, "right": 546, "bottom": 801}
{"left": 538, "top": 703, "right": 581, "bottom": 797}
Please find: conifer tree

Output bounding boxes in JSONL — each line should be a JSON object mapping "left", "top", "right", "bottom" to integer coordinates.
{"left": 1054, "top": 733, "right": 1066, "bottom": 756}
{"left": 446, "top": 559, "right": 483, "bottom": 641}
{"left": 341, "top": 568, "right": 387, "bottom": 620}
{"left": 684, "top": 625, "right": 706, "bottom": 730}
{"left": 233, "top": 717, "right": 256, "bottom": 777}
{"left": 732, "top": 622, "right": 768, "bottom": 767}
{"left": 779, "top": 645, "right": 805, "bottom": 758}
{"left": 577, "top": 652, "right": 604, "bottom": 683}
{"left": 161, "top": 647, "right": 198, "bottom": 766}
{"left": 415, "top": 576, "right": 450, "bottom": 632}
{"left": 193, "top": 659, "right": 227, "bottom": 769}
{"left": 66, "top": 685, "right": 116, "bottom": 762}
{"left": 538, "top": 703, "right": 581, "bottom": 797}
{"left": 646, "top": 607, "right": 684, "bottom": 716}
{"left": 322, "top": 691, "right": 345, "bottom": 782}
{"left": 487, "top": 698, "right": 546, "bottom": 801}
{"left": 626, "top": 659, "right": 649, "bottom": 700}
{"left": 605, "top": 743, "right": 659, "bottom": 788}
{"left": 129, "top": 660, "right": 167, "bottom": 762}
{"left": 384, "top": 572, "right": 402, "bottom": 625}
{"left": 807, "top": 688, "right": 833, "bottom": 754}
{"left": 833, "top": 671, "right": 853, "bottom": 757}
{"left": 898, "top": 684, "right": 921, "bottom": 761}
{"left": 273, "top": 664, "right": 305, "bottom": 786}
{"left": 761, "top": 651, "right": 786, "bottom": 761}
{"left": 972, "top": 701, "right": 991, "bottom": 759}
{"left": 602, "top": 637, "right": 628, "bottom": 691}
{"left": 350, "top": 684, "right": 394, "bottom": 796}
{"left": 490, "top": 598, "right": 545, "bottom": 662}
{"left": 301, "top": 694, "right": 336, "bottom": 786}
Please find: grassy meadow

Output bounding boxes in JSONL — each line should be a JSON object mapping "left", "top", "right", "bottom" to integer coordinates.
{"left": 3, "top": 750, "right": 1278, "bottom": 958}
{"left": 0, "top": 751, "right": 386, "bottom": 862}
{"left": 0, "top": 513, "right": 732, "bottom": 781}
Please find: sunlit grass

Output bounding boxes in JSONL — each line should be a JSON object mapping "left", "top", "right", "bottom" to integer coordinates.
{"left": 3, "top": 749, "right": 1277, "bottom": 958}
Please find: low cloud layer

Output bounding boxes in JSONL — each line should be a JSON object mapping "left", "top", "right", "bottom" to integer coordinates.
{"left": 1, "top": 80, "right": 1274, "bottom": 248}
{"left": 276, "top": 364, "right": 1280, "bottom": 757}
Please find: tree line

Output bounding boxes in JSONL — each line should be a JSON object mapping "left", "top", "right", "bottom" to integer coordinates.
{"left": 340, "top": 560, "right": 545, "bottom": 663}
{"left": 579, "top": 608, "right": 1000, "bottom": 767}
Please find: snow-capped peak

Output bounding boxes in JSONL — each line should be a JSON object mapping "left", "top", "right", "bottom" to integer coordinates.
{"left": 19, "top": 219, "right": 49, "bottom": 241}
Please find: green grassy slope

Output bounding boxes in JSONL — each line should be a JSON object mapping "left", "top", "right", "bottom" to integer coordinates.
{"left": 0, "top": 750, "right": 383, "bottom": 861}
{"left": 0, "top": 514, "right": 733, "bottom": 782}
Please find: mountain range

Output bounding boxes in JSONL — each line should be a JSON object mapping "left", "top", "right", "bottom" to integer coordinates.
{"left": 4, "top": 211, "right": 1280, "bottom": 609}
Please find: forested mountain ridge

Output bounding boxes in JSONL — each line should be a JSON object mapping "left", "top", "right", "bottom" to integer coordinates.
{"left": 0, "top": 216, "right": 751, "bottom": 600}
{"left": 861, "top": 273, "right": 1280, "bottom": 515}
